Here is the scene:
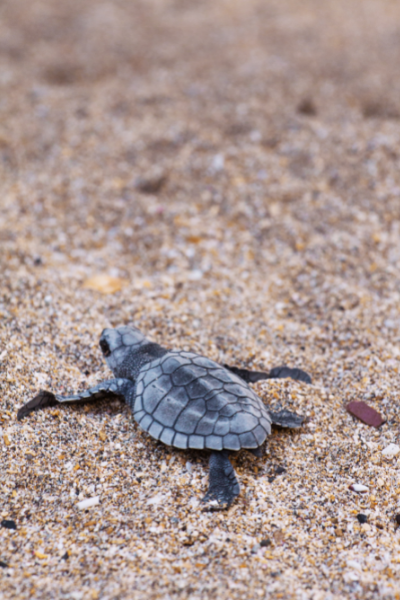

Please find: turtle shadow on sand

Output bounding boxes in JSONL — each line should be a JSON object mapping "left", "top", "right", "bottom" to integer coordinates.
{"left": 17, "top": 326, "right": 312, "bottom": 510}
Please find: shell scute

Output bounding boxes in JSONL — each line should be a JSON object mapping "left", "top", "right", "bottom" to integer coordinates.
{"left": 210, "top": 369, "right": 238, "bottom": 384}
{"left": 253, "top": 424, "right": 268, "bottom": 445}
{"left": 140, "top": 414, "right": 153, "bottom": 430}
{"left": 143, "top": 366, "right": 163, "bottom": 387}
{"left": 192, "top": 355, "right": 217, "bottom": 368}
{"left": 136, "top": 380, "right": 144, "bottom": 396}
{"left": 134, "top": 410, "right": 145, "bottom": 422}
{"left": 230, "top": 412, "right": 259, "bottom": 434}
{"left": 179, "top": 351, "right": 197, "bottom": 359}
{"left": 260, "top": 417, "right": 272, "bottom": 434}
{"left": 223, "top": 433, "right": 241, "bottom": 451}
{"left": 219, "top": 403, "right": 241, "bottom": 417}
{"left": 148, "top": 421, "right": 163, "bottom": 440}
{"left": 175, "top": 398, "right": 207, "bottom": 434}
{"left": 214, "top": 416, "right": 230, "bottom": 436}
{"left": 224, "top": 382, "right": 250, "bottom": 397}
{"left": 195, "top": 410, "right": 219, "bottom": 436}
{"left": 188, "top": 435, "right": 204, "bottom": 449}
{"left": 161, "top": 355, "right": 190, "bottom": 374}
{"left": 174, "top": 433, "right": 188, "bottom": 449}
{"left": 186, "top": 376, "right": 223, "bottom": 399}
{"left": 142, "top": 374, "right": 173, "bottom": 413}
{"left": 205, "top": 435, "right": 223, "bottom": 450}
{"left": 160, "top": 428, "right": 175, "bottom": 446}
{"left": 171, "top": 364, "right": 207, "bottom": 386}
{"left": 239, "top": 432, "right": 258, "bottom": 448}
{"left": 152, "top": 387, "right": 190, "bottom": 427}
{"left": 202, "top": 394, "right": 222, "bottom": 412}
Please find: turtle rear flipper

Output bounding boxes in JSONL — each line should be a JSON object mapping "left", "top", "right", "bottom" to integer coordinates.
{"left": 223, "top": 365, "right": 270, "bottom": 383}
{"left": 268, "top": 366, "right": 312, "bottom": 384}
{"left": 17, "top": 378, "right": 134, "bottom": 421}
{"left": 249, "top": 446, "right": 264, "bottom": 458}
{"left": 202, "top": 451, "right": 240, "bottom": 511}
{"left": 268, "top": 409, "right": 304, "bottom": 428}
{"left": 223, "top": 364, "right": 312, "bottom": 385}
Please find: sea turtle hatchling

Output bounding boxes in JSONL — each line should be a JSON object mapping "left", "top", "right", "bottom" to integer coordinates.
{"left": 18, "top": 326, "right": 312, "bottom": 509}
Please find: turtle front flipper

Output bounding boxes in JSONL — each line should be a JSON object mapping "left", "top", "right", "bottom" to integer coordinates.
{"left": 223, "top": 364, "right": 312, "bottom": 385}
{"left": 17, "top": 378, "right": 134, "bottom": 421}
{"left": 268, "top": 408, "right": 304, "bottom": 428}
{"left": 202, "top": 451, "right": 240, "bottom": 511}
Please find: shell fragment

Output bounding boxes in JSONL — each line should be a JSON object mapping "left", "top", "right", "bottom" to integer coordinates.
{"left": 382, "top": 443, "right": 400, "bottom": 458}
{"left": 77, "top": 496, "right": 100, "bottom": 510}
{"left": 349, "top": 484, "right": 369, "bottom": 493}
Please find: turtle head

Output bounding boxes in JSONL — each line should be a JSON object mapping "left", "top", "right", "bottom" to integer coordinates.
{"left": 99, "top": 325, "right": 148, "bottom": 375}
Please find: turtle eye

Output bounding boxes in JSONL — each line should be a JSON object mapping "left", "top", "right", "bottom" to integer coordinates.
{"left": 100, "top": 338, "right": 111, "bottom": 357}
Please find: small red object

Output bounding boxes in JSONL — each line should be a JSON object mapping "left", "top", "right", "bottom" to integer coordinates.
{"left": 346, "top": 401, "right": 385, "bottom": 428}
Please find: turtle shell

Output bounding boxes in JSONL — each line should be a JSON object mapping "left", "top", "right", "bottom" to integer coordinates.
{"left": 132, "top": 351, "right": 272, "bottom": 451}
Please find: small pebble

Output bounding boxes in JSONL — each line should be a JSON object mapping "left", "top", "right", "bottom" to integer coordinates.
{"left": 297, "top": 97, "right": 317, "bottom": 116}
{"left": 395, "top": 515, "right": 400, "bottom": 525}
{"left": 210, "top": 154, "right": 224, "bottom": 172}
{"left": 275, "top": 466, "right": 286, "bottom": 475}
{"left": 346, "top": 401, "right": 385, "bottom": 428}
{"left": 357, "top": 514, "right": 368, "bottom": 524}
{"left": 134, "top": 172, "right": 166, "bottom": 194}
{"left": 260, "top": 539, "right": 272, "bottom": 547}
{"left": 0, "top": 560, "right": 8, "bottom": 568}
{"left": 1, "top": 520, "right": 16, "bottom": 530}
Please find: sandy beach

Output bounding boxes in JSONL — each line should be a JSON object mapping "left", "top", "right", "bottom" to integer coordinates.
{"left": 1, "top": 1, "right": 400, "bottom": 598}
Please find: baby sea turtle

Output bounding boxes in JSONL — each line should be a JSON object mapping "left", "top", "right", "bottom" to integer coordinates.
{"left": 18, "top": 326, "right": 311, "bottom": 509}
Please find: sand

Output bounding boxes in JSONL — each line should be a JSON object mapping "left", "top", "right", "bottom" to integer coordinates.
{"left": 2, "top": 0, "right": 400, "bottom": 598}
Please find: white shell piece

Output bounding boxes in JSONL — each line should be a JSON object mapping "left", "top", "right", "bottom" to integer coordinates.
{"left": 147, "top": 493, "right": 166, "bottom": 506}
{"left": 77, "top": 496, "right": 100, "bottom": 509}
{"left": 349, "top": 483, "right": 369, "bottom": 493}
{"left": 381, "top": 443, "right": 400, "bottom": 458}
